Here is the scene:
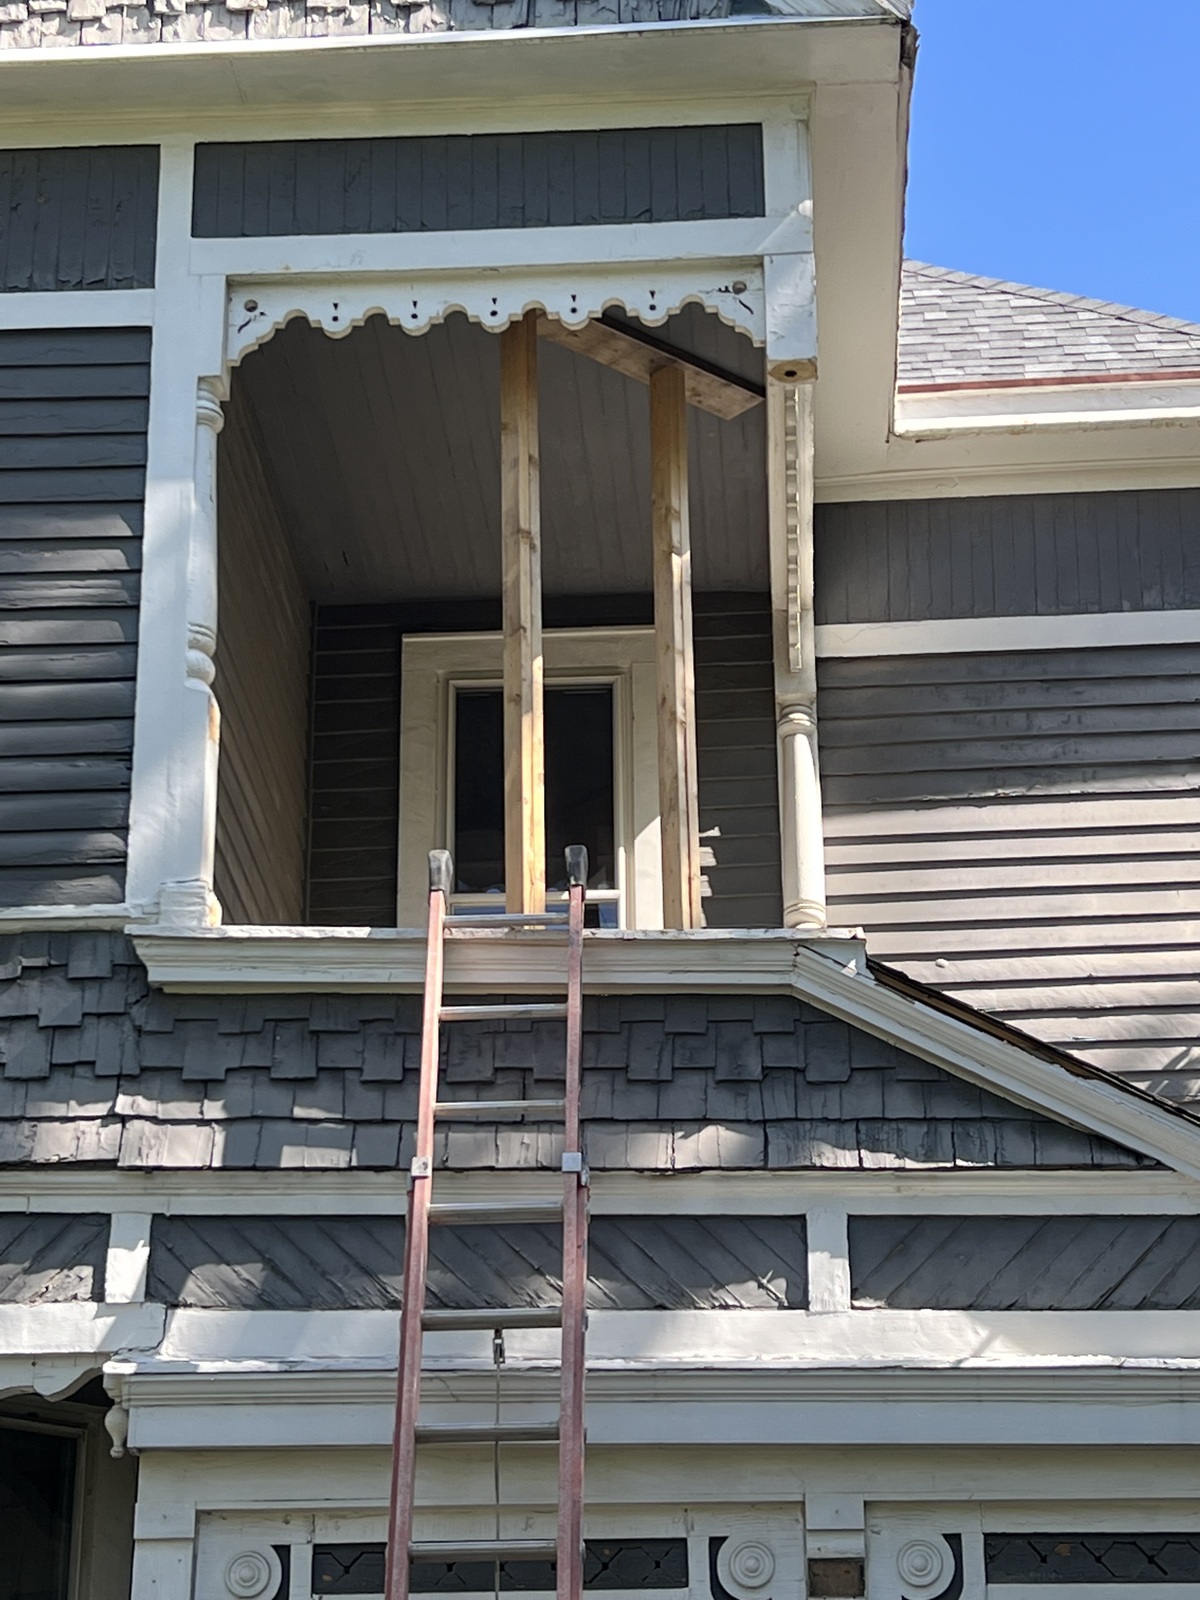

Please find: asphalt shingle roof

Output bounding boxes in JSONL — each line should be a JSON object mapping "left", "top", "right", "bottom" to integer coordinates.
{"left": 899, "top": 261, "right": 1200, "bottom": 389}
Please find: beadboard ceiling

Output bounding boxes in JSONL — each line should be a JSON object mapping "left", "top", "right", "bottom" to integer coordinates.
{"left": 230, "top": 305, "right": 767, "bottom": 603}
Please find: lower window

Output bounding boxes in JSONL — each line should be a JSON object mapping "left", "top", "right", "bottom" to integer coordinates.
{"left": 0, "top": 1422, "right": 78, "bottom": 1600}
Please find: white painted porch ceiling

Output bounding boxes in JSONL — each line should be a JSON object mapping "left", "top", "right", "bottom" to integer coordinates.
{"left": 232, "top": 305, "right": 768, "bottom": 603}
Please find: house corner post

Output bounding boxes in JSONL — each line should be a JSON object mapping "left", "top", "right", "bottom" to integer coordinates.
{"left": 768, "top": 380, "right": 826, "bottom": 929}
{"left": 149, "top": 374, "right": 226, "bottom": 930}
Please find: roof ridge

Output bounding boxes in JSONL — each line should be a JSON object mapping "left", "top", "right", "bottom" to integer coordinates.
{"left": 901, "top": 258, "right": 1200, "bottom": 340}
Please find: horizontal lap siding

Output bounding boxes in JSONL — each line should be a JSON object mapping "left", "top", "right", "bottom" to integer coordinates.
{"left": 694, "top": 594, "right": 782, "bottom": 927}
{"left": 815, "top": 489, "right": 1200, "bottom": 622}
{"left": 850, "top": 1215, "right": 1200, "bottom": 1310}
{"left": 191, "top": 127, "right": 764, "bottom": 237}
{"left": 0, "top": 147, "right": 158, "bottom": 293}
{"left": 214, "top": 388, "right": 311, "bottom": 925}
{"left": 0, "top": 329, "right": 149, "bottom": 907}
{"left": 820, "top": 644, "right": 1200, "bottom": 1099}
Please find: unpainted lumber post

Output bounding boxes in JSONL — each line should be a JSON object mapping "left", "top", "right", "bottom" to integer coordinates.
{"left": 500, "top": 311, "right": 546, "bottom": 914}
{"left": 768, "top": 380, "right": 826, "bottom": 928}
{"left": 650, "top": 362, "right": 702, "bottom": 930}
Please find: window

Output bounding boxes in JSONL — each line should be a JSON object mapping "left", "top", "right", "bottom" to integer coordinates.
{"left": 0, "top": 1422, "right": 78, "bottom": 1600}
{"left": 397, "top": 629, "right": 662, "bottom": 929}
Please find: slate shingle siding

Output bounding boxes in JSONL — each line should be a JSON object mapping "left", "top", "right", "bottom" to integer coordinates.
{"left": 0, "top": 931, "right": 1152, "bottom": 1171}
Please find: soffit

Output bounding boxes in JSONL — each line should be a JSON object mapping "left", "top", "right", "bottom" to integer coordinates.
{"left": 231, "top": 305, "right": 768, "bottom": 601}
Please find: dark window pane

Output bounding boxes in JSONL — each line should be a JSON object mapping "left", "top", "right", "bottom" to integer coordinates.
{"left": 545, "top": 686, "right": 614, "bottom": 892}
{"left": 452, "top": 684, "right": 615, "bottom": 897}
{"left": 0, "top": 1426, "right": 76, "bottom": 1600}
{"left": 453, "top": 689, "right": 504, "bottom": 894}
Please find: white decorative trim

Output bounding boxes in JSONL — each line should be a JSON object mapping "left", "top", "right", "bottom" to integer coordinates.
{"left": 104, "top": 1213, "right": 153, "bottom": 1306}
{"left": 0, "top": 906, "right": 133, "bottom": 929}
{"left": 815, "top": 609, "right": 1200, "bottom": 658}
{"left": 228, "top": 264, "right": 765, "bottom": 367}
{"left": 0, "top": 290, "right": 155, "bottom": 329}
{"left": 815, "top": 448, "right": 1200, "bottom": 505}
{"left": 805, "top": 1206, "right": 851, "bottom": 1314}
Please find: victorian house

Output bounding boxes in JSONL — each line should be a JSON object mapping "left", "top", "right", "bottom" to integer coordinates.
{"left": 3, "top": 3, "right": 1200, "bottom": 1599}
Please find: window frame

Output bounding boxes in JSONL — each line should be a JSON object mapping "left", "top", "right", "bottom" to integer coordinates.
{"left": 397, "top": 628, "right": 662, "bottom": 929}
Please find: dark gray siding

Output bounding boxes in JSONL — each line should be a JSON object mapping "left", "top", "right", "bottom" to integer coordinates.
{"left": 304, "top": 595, "right": 778, "bottom": 928}
{"left": 306, "top": 607, "right": 401, "bottom": 926}
{"left": 820, "top": 644, "right": 1200, "bottom": 1099}
{"left": 0, "top": 147, "right": 158, "bottom": 293}
{"left": 850, "top": 1215, "right": 1200, "bottom": 1310}
{"left": 192, "top": 128, "right": 764, "bottom": 238}
{"left": 148, "top": 1214, "right": 807, "bottom": 1310}
{"left": 0, "top": 933, "right": 1156, "bottom": 1171}
{"left": 0, "top": 1213, "right": 108, "bottom": 1302}
{"left": 214, "top": 386, "right": 311, "bottom": 925}
{"left": 815, "top": 490, "right": 1200, "bottom": 622}
{"left": 0, "top": 328, "right": 149, "bottom": 908}
{"left": 694, "top": 594, "right": 782, "bottom": 927}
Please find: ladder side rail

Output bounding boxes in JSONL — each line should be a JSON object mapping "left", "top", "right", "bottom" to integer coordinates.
{"left": 557, "top": 846, "right": 589, "bottom": 1600}
{"left": 385, "top": 851, "right": 451, "bottom": 1600}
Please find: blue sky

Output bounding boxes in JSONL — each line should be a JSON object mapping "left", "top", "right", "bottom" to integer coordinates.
{"left": 904, "top": 0, "right": 1200, "bottom": 324}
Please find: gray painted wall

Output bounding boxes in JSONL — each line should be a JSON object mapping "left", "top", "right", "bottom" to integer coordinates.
{"left": 0, "top": 328, "right": 149, "bottom": 908}
{"left": 0, "top": 147, "right": 158, "bottom": 293}
{"left": 214, "top": 385, "right": 311, "bottom": 925}
{"left": 819, "top": 643, "right": 1200, "bottom": 1099}
{"left": 0, "top": 934, "right": 1149, "bottom": 1171}
{"left": 148, "top": 1213, "right": 808, "bottom": 1310}
{"left": 850, "top": 1214, "right": 1200, "bottom": 1310}
{"left": 814, "top": 490, "right": 1200, "bottom": 622}
{"left": 192, "top": 127, "right": 764, "bottom": 238}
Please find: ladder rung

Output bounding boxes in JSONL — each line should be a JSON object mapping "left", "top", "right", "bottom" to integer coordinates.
{"left": 410, "top": 1540, "right": 558, "bottom": 1564}
{"left": 422, "top": 1306, "right": 563, "bottom": 1332}
{"left": 440, "top": 1003, "right": 568, "bottom": 1022}
{"left": 429, "top": 1200, "right": 563, "bottom": 1227}
{"left": 434, "top": 1098, "right": 566, "bottom": 1120}
{"left": 414, "top": 1422, "right": 559, "bottom": 1445}
{"left": 447, "top": 913, "right": 569, "bottom": 929}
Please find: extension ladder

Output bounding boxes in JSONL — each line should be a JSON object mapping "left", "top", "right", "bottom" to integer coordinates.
{"left": 384, "top": 845, "right": 590, "bottom": 1600}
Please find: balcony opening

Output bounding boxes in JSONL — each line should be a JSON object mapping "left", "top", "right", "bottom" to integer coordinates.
{"left": 214, "top": 306, "right": 779, "bottom": 931}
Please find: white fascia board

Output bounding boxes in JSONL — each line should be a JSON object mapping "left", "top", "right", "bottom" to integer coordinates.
{"left": 119, "top": 1336, "right": 1200, "bottom": 1452}
{"left": 792, "top": 945, "right": 1200, "bottom": 1181}
{"left": 0, "top": 1303, "right": 166, "bottom": 1357}
{"left": 130, "top": 926, "right": 855, "bottom": 992}
{"left": 0, "top": 17, "right": 903, "bottom": 127}
{"left": 3, "top": 1166, "right": 1199, "bottom": 1216}
{"left": 895, "top": 378, "right": 1200, "bottom": 436}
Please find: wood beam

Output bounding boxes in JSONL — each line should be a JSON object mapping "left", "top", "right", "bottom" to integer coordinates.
{"left": 539, "top": 314, "right": 764, "bottom": 421}
{"left": 500, "top": 310, "right": 545, "bottom": 915}
{"left": 650, "top": 362, "right": 702, "bottom": 930}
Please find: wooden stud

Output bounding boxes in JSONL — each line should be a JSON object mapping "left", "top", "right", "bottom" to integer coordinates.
{"left": 500, "top": 311, "right": 546, "bottom": 915}
{"left": 650, "top": 362, "right": 702, "bottom": 930}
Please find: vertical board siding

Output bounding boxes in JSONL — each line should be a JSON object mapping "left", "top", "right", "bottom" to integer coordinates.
{"left": 192, "top": 127, "right": 764, "bottom": 238}
{"left": 849, "top": 1215, "right": 1200, "bottom": 1310}
{"left": 0, "top": 147, "right": 159, "bottom": 293}
{"left": 305, "top": 596, "right": 781, "bottom": 928}
{"left": 0, "top": 328, "right": 148, "bottom": 907}
{"left": 214, "top": 386, "right": 311, "bottom": 925}
{"left": 147, "top": 1213, "right": 807, "bottom": 1309}
{"left": 815, "top": 490, "right": 1200, "bottom": 623}
{"left": 819, "top": 644, "right": 1200, "bottom": 1098}
{"left": 693, "top": 593, "right": 782, "bottom": 927}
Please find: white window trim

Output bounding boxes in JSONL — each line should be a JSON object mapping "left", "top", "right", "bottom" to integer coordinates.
{"left": 397, "top": 627, "right": 662, "bottom": 930}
